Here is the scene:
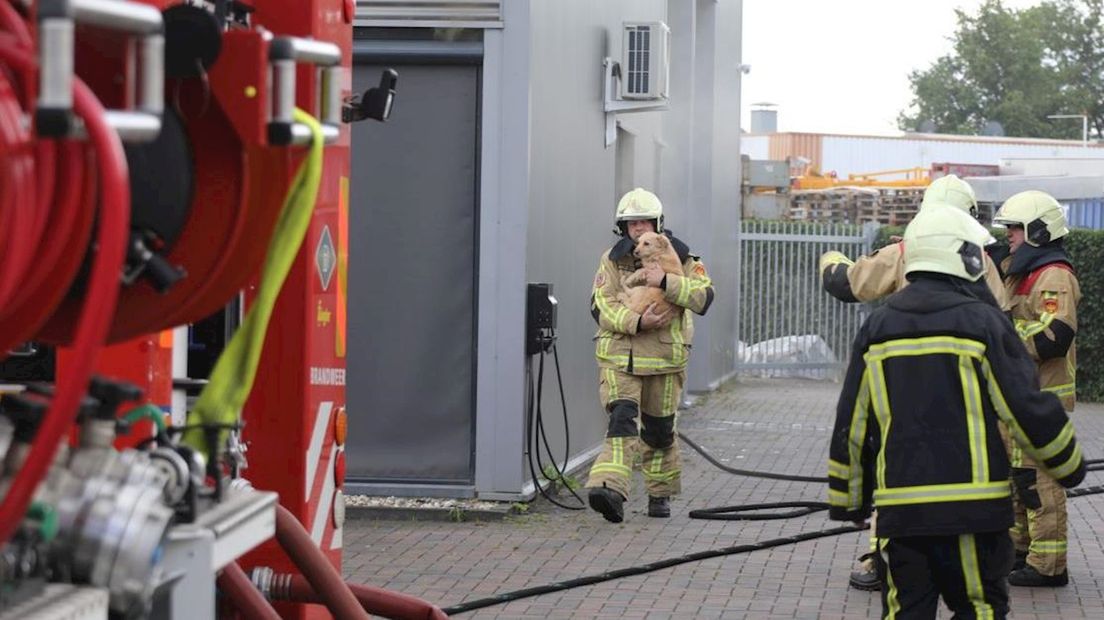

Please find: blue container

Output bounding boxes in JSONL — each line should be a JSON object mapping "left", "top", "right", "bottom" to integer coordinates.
{"left": 1061, "top": 198, "right": 1104, "bottom": 230}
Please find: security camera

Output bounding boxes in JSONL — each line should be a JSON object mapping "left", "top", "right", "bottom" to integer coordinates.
{"left": 344, "top": 69, "right": 399, "bottom": 123}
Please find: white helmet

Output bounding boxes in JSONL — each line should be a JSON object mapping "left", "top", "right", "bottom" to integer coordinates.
{"left": 993, "top": 190, "right": 1069, "bottom": 247}
{"left": 921, "top": 174, "right": 978, "bottom": 218}
{"left": 904, "top": 205, "right": 992, "bottom": 282}
{"left": 615, "top": 188, "right": 664, "bottom": 232}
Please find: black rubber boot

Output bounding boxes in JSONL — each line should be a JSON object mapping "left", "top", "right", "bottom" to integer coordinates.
{"left": 647, "top": 496, "right": 670, "bottom": 518}
{"left": 588, "top": 486, "right": 625, "bottom": 523}
{"left": 848, "top": 553, "right": 883, "bottom": 591}
{"left": 1008, "top": 565, "right": 1068, "bottom": 587}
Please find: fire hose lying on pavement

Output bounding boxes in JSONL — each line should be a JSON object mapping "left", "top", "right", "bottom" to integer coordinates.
{"left": 438, "top": 434, "right": 1104, "bottom": 616}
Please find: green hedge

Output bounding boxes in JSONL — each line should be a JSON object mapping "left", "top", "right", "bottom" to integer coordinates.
{"left": 875, "top": 226, "right": 1104, "bottom": 403}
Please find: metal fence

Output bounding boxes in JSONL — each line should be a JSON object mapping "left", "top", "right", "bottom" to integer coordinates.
{"left": 736, "top": 220, "right": 876, "bottom": 380}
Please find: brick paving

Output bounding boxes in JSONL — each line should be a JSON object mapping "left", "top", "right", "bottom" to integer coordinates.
{"left": 344, "top": 378, "right": 1104, "bottom": 618}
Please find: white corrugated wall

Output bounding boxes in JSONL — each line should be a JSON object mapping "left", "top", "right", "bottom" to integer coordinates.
{"left": 740, "top": 134, "right": 770, "bottom": 159}
{"left": 821, "top": 136, "right": 1104, "bottom": 179}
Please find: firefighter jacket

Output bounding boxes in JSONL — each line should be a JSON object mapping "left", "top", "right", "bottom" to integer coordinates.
{"left": 821, "top": 241, "right": 1007, "bottom": 307}
{"left": 1000, "top": 247, "right": 1080, "bottom": 411}
{"left": 590, "top": 232, "right": 715, "bottom": 376}
{"left": 827, "top": 275, "right": 1085, "bottom": 539}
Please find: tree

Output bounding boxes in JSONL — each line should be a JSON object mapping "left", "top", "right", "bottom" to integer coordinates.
{"left": 1038, "top": 0, "right": 1104, "bottom": 138}
{"left": 899, "top": 0, "right": 1104, "bottom": 139}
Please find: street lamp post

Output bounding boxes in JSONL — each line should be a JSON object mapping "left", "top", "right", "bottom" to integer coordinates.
{"left": 1047, "top": 113, "right": 1089, "bottom": 147}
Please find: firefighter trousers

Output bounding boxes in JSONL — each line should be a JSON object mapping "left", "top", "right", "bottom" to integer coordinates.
{"left": 879, "top": 532, "right": 1013, "bottom": 619}
{"left": 1002, "top": 426, "right": 1068, "bottom": 575}
{"left": 584, "top": 368, "right": 684, "bottom": 500}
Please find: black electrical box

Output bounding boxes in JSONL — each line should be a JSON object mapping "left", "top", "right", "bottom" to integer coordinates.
{"left": 526, "top": 283, "right": 558, "bottom": 355}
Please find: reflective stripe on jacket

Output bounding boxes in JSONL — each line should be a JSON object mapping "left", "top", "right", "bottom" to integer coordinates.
{"left": 827, "top": 276, "right": 1084, "bottom": 538}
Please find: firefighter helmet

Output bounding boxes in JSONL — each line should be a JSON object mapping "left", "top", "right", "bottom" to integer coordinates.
{"left": 904, "top": 205, "right": 991, "bottom": 282}
{"left": 993, "top": 190, "right": 1069, "bottom": 247}
{"left": 920, "top": 174, "right": 978, "bottom": 218}
{"left": 615, "top": 188, "right": 664, "bottom": 232}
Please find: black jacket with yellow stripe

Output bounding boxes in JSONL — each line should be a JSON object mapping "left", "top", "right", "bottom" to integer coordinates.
{"left": 828, "top": 275, "right": 1085, "bottom": 538}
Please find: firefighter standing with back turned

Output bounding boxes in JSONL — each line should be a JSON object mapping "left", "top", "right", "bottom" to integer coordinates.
{"left": 585, "top": 188, "right": 715, "bottom": 523}
{"left": 828, "top": 204, "right": 1085, "bottom": 618}
{"left": 992, "top": 190, "right": 1082, "bottom": 587}
{"left": 818, "top": 175, "right": 1006, "bottom": 591}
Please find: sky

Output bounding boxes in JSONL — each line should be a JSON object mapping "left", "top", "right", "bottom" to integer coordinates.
{"left": 740, "top": 0, "right": 1040, "bottom": 136}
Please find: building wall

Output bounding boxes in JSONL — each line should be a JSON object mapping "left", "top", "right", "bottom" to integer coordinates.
{"left": 821, "top": 135, "right": 1104, "bottom": 180}
{"left": 741, "top": 134, "right": 769, "bottom": 160}
{"left": 694, "top": 0, "right": 741, "bottom": 390}
{"left": 659, "top": 0, "right": 742, "bottom": 392}
{"left": 348, "top": 1, "right": 742, "bottom": 499}
{"left": 1000, "top": 158, "right": 1104, "bottom": 176}
{"left": 771, "top": 133, "right": 823, "bottom": 172}
{"left": 740, "top": 132, "right": 1104, "bottom": 180}
{"left": 473, "top": 2, "right": 533, "bottom": 499}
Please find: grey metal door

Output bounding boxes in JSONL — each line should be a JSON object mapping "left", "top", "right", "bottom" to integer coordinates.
{"left": 347, "top": 62, "right": 479, "bottom": 484}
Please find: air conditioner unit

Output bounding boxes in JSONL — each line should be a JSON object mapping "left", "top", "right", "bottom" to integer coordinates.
{"left": 620, "top": 21, "right": 670, "bottom": 100}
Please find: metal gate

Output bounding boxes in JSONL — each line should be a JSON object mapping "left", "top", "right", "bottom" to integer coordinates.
{"left": 736, "top": 220, "right": 877, "bottom": 379}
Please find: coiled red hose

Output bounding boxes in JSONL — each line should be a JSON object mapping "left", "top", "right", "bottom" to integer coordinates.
{"left": 0, "top": 41, "right": 129, "bottom": 546}
{"left": 0, "top": 2, "right": 30, "bottom": 46}
{"left": 0, "top": 33, "right": 32, "bottom": 310}
{"left": 0, "top": 10, "right": 62, "bottom": 315}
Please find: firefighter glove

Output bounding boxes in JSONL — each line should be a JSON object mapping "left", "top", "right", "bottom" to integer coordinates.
{"left": 1012, "top": 467, "right": 1043, "bottom": 510}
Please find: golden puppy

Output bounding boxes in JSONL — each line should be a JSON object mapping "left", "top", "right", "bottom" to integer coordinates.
{"left": 618, "top": 232, "right": 683, "bottom": 327}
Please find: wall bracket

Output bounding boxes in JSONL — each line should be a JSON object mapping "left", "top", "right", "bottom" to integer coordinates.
{"left": 603, "top": 57, "right": 668, "bottom": 147}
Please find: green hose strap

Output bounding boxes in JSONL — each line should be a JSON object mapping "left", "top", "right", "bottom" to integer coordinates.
{"left": 182, "top": 109, "right": 325, "bottom": 455}
{"left": 121, "top": 404, "right": 167, "bottom": 434}
{"left": 27, "top": 501, "right": 58, "bottom": 542}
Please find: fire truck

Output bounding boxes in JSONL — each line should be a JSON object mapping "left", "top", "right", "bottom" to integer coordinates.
{"left": 0, "top": 0, "right": 437, "bottom": 617}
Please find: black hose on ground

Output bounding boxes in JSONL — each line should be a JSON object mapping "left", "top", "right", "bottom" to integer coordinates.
{"left": 677, "top": 431, "right": 828, "bottom": 483}
{"left": 678, "top": 432, "right": 830, "bottom": 520}
{"left": 438, "top": 430, "right": 1104, "bottom": 615}
{"left": 440, "top": 523, "right": 866, "bottom": 616}
{"left": 678, "top": 431, "right": 1104, "bottom": 501}
{"left": 688, "top": 501, "right": 828, "bottom": 520}
{"left": 1065, "top": 483, "right": 1104, "bottom": 498}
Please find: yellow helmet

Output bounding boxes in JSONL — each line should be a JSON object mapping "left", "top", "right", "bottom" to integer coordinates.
{"left": 904, "top": 205, "right": 992, "bottom": 282}
{"left": 920, "top": 174, "right": 978, "bottom": 218}
{"left": 993, "top": 190, "right": 1069, "bottom": 247}
{"left": 615, "top": 188, "right": 664, "bottom": 232}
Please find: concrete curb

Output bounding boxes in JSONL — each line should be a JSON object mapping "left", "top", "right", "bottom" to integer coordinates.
{"left": 344, "top": 504, "right": 517, "bottom": 523}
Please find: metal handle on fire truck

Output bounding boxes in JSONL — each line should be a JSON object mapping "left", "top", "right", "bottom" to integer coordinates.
{"left": 267, "top": 36, "right": 342, "bottom": 146}
{"left": 35, "top": 0, "right": 164, "bottom": 142}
